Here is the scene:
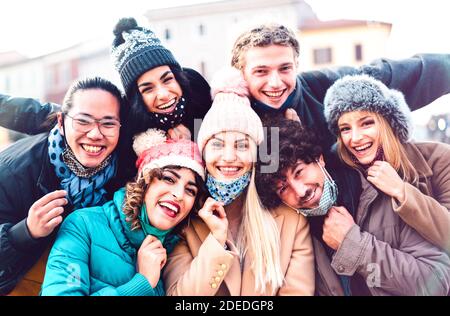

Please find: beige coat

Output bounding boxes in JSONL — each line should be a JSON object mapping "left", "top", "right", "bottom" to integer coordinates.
{"left": 163, "top": 204, "right": 315, "bottom": 296}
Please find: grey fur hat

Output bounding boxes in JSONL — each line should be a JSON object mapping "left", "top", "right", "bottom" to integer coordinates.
{"left": 324, "top": 74, "right": 413, "bottom": 142}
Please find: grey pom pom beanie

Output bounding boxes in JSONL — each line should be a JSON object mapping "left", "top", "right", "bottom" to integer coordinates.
{"left": 324, "top": 74, "right": 413, "bottom": 143}
{"left": 111, "top": 17, "right": 181, "bottom": 95}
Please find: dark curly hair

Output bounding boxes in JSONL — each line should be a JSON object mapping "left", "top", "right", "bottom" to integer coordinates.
{"left": 255, "top": 114, "right": 324, "bottom": 209}
{"left": 123, "top": 165, "right": 207, "bottom": 234}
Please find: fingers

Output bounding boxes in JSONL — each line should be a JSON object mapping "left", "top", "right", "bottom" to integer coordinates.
{"left": 198, "top": 203, "right": 226, "bottom": 221}
{"left": 45, "top": 215, "right": 63, "bottom": 231}
{"left": 32, "top": 196, "right": 68, "bottom": 217}
{"left": 41, "top": 206, "right": 64, "bottom": 224}
{"left": 145, "top": 239, "right": 165, "bottom": 251}
{"left": 372, "top": 160, "right": 383, "bottom": 167}
{"left": 175, "top": 124, "right": 191, "bottom": 140}
{"left": 33, "top": 190, "right": 67, "bottom": 208}
{"left": 199, "top": 198, "right": 225, "bottom": 216}
{"left": 167, "top": 128, "right": 177, "bottom": 140}
{"left": 284, "top": 108, "right": 301, "bottom": 122}
{"left": 167, "top": 125, "right": 191, "bottom": 140}
{"left": 214, "top": 204, "right": 227, "bottom": 219}
{"left": 160, "top": 256, "right": 167, "bottom": 269}
{"left": 141, "top": 234, "right": 159, "bottom": 247}
{"left": 331, "top": 206, "right": 353, "bottom": 220}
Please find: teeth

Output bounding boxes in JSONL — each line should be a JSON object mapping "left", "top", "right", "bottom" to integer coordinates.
{"left": 219, "top": 167, "right": 240, "bottom": 172}
{"left": 83, "top": 145, "right": 102, "bottom": 153}
{"left": 159, "top": 202, "right": 178, "bottom": 213}
{"left": 355, "top": 143, "right": 372, "bottom": 151}
{"left": 264, "top": 90, "right": 283, "bottom": 97}
{"left": 157, "top": 98, "right": 176, "bottom": 110}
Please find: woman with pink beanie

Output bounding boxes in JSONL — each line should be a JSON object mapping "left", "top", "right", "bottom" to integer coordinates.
{"left": 163, "top": 68, "right": 315, "bottom": 296}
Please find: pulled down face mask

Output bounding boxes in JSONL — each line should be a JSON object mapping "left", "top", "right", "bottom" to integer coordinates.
{"left": 285, "top": 162, "right": 338, "bottom": 217}
{"left": 206, "top": 172, "right": 251, "bottom": 205}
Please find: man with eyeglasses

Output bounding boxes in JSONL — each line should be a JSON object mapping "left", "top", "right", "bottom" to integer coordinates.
{"left": 0, "top": 77, "right": 126, "bottom": 295}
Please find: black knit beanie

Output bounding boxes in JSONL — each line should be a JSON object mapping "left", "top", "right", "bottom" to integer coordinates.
{"left": 111, "top": 17, "right": 181, "bottom": 95}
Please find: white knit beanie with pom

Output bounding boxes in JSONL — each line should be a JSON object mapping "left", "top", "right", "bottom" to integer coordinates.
{"left": 197, "top": 67, "right": 264, "bottom": 153}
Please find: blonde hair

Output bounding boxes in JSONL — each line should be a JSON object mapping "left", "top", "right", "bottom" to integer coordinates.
{"left": 236, "top": 167, "right": 284, "bottom": 294}
{"left": 337, "top": 112, "right": 418, "bottom": 184}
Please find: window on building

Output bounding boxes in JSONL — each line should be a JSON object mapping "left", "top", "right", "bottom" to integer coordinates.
{"left": 199, "top": 24, "right": 205, "bottom": 36}
{"left": 355, "top": 44, "right": 363, "bottom": 62}
{"left": 313, "top": 47, "right": 332, "bottom": 65}
{"left": 165, "top": 28, "right": 171, "bottom": 41}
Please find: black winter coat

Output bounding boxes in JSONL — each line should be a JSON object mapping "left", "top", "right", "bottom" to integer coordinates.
{"left": 251, "top": 54, "right": 450, "bottom": 150}
{"left": 0, "top": 133, "right": 121, "bottom": 295}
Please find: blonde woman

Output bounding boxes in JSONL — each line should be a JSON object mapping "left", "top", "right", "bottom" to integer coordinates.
{"left": 163, "top": 68, "right": 315, "bottom": 295}
{"left": 321, "top": 74, "right": 450, "bottom": 295}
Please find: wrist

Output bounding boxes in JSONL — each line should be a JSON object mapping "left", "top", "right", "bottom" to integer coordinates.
{"left": 212, "top": 232, "right": 227, "bottom": 246}
{"left": 26, "top": 217, "right": 39, "bottom": 239}
{"left": 394, "top": 182, "right": 406, "bottom": 204}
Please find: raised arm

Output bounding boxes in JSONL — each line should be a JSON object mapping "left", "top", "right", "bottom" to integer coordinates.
{"left": 360, "top": 54, "right": 450, "bottom": 111}
{"left": 0, "top": 93, "right": 59, "bottom": 134}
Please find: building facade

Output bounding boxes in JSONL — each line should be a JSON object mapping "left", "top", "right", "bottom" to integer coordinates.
{"left": 298, "top": 19, "right": 392, "bottom": 71}
{"left": 144, "top": 0, "right": 317, "bottom": 80}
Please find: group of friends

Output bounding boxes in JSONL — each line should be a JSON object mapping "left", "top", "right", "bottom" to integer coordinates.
{"left": 1, "top": 17, "right": 450, "bottom": 296}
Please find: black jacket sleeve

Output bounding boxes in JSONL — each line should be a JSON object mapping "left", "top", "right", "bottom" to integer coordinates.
{"left": 359, "top": 53, "right": 450, "bottom": 111}
{"left": 0, "top": 166, "right": 47, "bottom": 295}
{"left": 303, "top": 54, "right": 450, "bottom": 112}
{"left": 0, "top": 93, "right": 60, "bottom": 134}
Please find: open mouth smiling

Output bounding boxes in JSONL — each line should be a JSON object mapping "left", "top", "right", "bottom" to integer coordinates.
{"left": 157, "top": 98, "right": 177, "bottom": 110}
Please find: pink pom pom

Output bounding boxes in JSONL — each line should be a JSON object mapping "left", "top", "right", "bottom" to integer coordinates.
{"left": 210, "top": 67, "right": 249, "bottom": 99}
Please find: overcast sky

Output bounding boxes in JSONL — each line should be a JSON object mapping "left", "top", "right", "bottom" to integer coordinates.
{"left": 0, "top": 0, "right": 449, "bottom": 59}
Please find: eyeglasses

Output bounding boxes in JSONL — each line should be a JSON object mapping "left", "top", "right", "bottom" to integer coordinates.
{"left": 64, "top": 113, "right": 121, "bottom": 137}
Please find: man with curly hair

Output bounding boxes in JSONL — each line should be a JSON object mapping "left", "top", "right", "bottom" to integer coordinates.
{"left": 256, "top": 114, "right": 362, "bottom": 296}
{"left": 255, "top": 114, "right": 450, "bottom": 296}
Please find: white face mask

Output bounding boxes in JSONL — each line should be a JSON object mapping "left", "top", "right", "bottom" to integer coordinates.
{"left": 284, "top": 162, "right": 338, "bottom": 217}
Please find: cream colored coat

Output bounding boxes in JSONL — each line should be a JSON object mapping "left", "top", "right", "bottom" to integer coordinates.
{"left": 163, "top": 204, "right": 315, "bottom": 296}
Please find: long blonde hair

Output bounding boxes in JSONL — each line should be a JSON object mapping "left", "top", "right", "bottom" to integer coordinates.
{"left": 236, "top": 167, "right": 284, "bottom": 294}
{"left": 337, "top": 112, "right": 418, "bottom": 184}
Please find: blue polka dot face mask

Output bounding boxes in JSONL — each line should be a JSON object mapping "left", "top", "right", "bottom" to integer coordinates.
{"left": 206, "top": 172, "right": 251, "bottom": 205}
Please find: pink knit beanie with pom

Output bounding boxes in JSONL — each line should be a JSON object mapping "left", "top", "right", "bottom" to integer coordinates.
{"left": 197, "top": 67, "right": 264, "bottom": 153}
{"left": 133, "top": 128, "right": 205, "bottom": 181}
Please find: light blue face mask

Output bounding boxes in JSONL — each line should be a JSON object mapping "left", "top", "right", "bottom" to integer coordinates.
{"left": 284, "top": 162, "right": 338, "bottom": 217}
{"left": 206, "top": 172, "right": 251, "bottom": 205}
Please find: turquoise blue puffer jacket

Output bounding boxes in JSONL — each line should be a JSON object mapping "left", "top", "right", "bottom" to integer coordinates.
{"left": 41, "top": 188, "right": 179, "bottom": 296}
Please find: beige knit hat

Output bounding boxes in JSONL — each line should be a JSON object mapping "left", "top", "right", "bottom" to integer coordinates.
{"left": 197, "top": 67, "right": 264, "bottom": 153}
